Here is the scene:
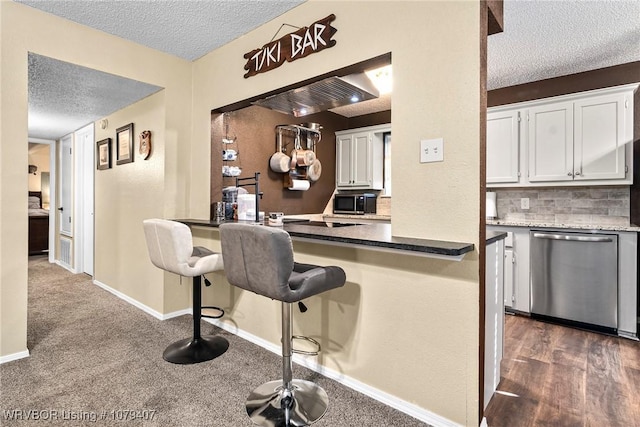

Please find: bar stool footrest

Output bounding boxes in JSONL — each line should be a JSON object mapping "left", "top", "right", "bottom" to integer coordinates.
{"left": 201, "top": 306, "right": 224, "bottom": 319}
{"left": 292, "top": 335, "right": 321, "bottom": 356}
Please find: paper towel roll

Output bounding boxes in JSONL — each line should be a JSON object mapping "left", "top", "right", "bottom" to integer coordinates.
{"left": 288, "top": 179, "right": 310, "bottom": 191}
{"left": 486, "top": 192, "right": 497, "bottom": 219}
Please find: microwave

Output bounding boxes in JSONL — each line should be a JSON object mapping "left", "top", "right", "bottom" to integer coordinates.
{"left": 333, "top": 193, "right": 377, "bottom": 215}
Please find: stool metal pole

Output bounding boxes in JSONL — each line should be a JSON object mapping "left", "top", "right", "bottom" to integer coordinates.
{"left": 245, "top": 301, "right": 329, "bottom": 426}
{"left": 282, "top": 302, "right": 293, "bottom": 390}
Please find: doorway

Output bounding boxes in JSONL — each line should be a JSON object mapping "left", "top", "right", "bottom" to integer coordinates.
{"left": 27, "top": 53, "right": 161, "bottom": 274}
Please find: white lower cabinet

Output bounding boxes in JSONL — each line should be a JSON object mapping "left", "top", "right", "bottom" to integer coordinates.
{"left": 484, "top": 236, "right": 505, "bottom": 409}
{"left": 489, "top": 226, "right": 530, "bottom": 313}
{"left": 487, "top": 224, "right": 638, "bottom": 338}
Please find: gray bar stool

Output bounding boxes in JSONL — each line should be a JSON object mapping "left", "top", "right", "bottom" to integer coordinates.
{"left": 219, "top": 223, "right": 346, "bottom": 427}
{"left": 143, "top": 219, "right": 229, "bottom": 364}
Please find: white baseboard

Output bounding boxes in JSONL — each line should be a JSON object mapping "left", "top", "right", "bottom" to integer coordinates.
{"left": 92, "top": 278, "right": 463, "bottom": 427}
{"left": 54, "top": 260, "right": 76, "bottom": 274}
{"left": 92, "top": 280, "right": 189, "bottom": 321}
{"left": 204, "top": 317, "right": 462, "bottom": 427}
{"left": 0, "top": 349, "right": 30, "bottom": 365}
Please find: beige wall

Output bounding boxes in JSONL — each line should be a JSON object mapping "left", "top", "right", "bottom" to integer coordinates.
{"left": 191, "top": 1, "right": 482, "bottom": 425}
{"left": 27, "top": 144, "right": 50, "bottom": 192}
{"left": 0, "top": 1, "right": 192, "bottom": 357}
{"left": 93, "top": 91, "right": 189, "bottom": 313}
{"left": 2, "top": 1, "right": 483, "bottom": 424}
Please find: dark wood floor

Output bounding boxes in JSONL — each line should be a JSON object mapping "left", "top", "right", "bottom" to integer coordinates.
{"left": 484, "top": 314, "right": 640, "bottom": 427}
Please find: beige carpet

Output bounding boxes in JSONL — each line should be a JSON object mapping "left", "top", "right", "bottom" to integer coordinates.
{"left": 0, "top": 256, "right": 431, "bottom": 426}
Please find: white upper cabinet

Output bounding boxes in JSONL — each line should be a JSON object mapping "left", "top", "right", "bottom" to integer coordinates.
{"left": 487, "top": 83, "right": 637, "bottom": 188}
{"left": 335, "top": 124, "right": 387, "bottom": 190}
{"left": 487, "top": 110, "right": 521, "bottom": 184}
{"left": 527, "top": 101, "right": 574, "bottom": 182}
{"left": 574, "top": 93, "right": 627, "bottom": 181}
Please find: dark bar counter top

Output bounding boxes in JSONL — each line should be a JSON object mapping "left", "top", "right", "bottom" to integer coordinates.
{"left": 176, "top": 218, "right": 489, "bottom": 261}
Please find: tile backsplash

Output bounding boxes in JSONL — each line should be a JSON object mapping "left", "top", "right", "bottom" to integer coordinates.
{"left": 492, "top": 186, "right": 630, "bottom": 226}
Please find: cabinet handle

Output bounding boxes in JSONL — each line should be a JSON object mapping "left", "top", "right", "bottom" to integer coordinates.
{"left": 567, "top": 172, "right": 573, "bottom": 177}
{"left": 574, "top": 171, "right": 581, "bottom": 176}
{"left": 532, "top": 233, "right": 613, "bottom": 243}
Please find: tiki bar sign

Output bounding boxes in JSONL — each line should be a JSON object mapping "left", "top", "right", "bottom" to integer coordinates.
{"left": 243, "top": 14, "right": 337, "bottom": 78}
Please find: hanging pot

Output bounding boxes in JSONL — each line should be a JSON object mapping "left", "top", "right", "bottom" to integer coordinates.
{"left": 307, "top": 158, "right": 322, "bottom": 182}
{"left": 296, "top": 149, "right": 316, "bottom": 166}
{"left": 269, "top": 151, "right": 290, "bottom": 173}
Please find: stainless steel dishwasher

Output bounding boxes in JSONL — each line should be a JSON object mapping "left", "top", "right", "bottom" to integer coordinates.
{"left": 530, "top": 230, "right": 618, "bottom": 332}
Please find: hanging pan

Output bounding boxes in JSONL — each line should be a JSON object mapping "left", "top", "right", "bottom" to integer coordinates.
{"left": 307, "top": 158, "right": 322, "bottom": 182}
{"left": 269, "top": 128, "right": 291, "bottom": 173}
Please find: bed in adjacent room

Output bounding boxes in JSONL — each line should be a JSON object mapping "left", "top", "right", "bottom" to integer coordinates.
{"left": 28, "top": 191, "right": 49, "bottom": 254}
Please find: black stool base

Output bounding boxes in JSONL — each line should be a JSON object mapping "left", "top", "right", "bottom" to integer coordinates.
{"left": 163, "top": 335, "right": 229, "bottom": 364}
{"left": 246, "top": 379, "right": 328, "bottom": 427}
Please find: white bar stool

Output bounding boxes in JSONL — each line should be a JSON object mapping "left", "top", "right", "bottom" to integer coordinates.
{"left": 143, "top": 219, "right": 229, "bottom": 364}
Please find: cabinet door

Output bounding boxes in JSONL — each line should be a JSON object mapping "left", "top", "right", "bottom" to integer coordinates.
{"left": 528, "top": 102, "right": 574, "bottom": 182}
{"left": 504, "top": 248, "right": 514, "bottom": 308}
{"left": 487, "top": 110, "right": 520, "bottom": 184}
{"left": 336, "top": 135, "right": 353, "bottom": 187}
{"left": 574, "top": 93, "right": 626, "bottom": 181}
{"left": 351, "top": 132, "right": 371, "bottom": 187}
{"left": 511, "top": 229, "right": 530, "bottom": 313}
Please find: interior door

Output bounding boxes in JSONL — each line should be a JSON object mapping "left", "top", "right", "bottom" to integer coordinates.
{"left": 76, "top": 124, "right": 95, "bottom": 275}
{"left": 59, "top": 134, "right": 73, "bottom": 236}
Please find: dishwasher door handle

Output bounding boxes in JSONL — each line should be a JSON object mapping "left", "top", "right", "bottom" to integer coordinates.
{"left": 532, "top": 233, "right": 613, "bottom": 243}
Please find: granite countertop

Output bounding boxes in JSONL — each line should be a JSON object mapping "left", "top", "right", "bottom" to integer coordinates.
{"left": 486, "top": 230, "right": 508, "bottom": 245}
{"left": 322, "top": 213, "right": 391, "bottom": 221}
{"left": 487, "top": 219, "right": 640, "bottom": 232}
{"left": 177, "top": 218, "right": 476, "bottom": 260}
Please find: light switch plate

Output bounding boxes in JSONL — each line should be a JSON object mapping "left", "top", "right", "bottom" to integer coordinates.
{"left": 521, "top": 198, "right": 530, "bottom": 210}
{"left": 420, "top": 138, "right": 444, "bottom": 163}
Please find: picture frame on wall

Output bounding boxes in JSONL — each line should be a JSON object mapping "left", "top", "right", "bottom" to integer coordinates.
{"left": 96, "top": 138, "right": 112, "bottom": 170}
{"left": 116, "top": 123, "right": 134, "bottom": 165}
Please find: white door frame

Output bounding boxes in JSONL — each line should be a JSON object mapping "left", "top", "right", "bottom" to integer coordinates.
{"left": 74, "top": 124, "right": 95, "bottom": 276}
{"left": 28, "top": 137, "right": 57, "bottom": 264}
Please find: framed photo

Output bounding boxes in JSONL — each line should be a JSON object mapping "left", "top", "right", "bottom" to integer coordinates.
{"left": 116, "top": 123, "right": 134, "bottom": 165}
{"left": 96, "top": 138, "right": 112, "bottom": 170}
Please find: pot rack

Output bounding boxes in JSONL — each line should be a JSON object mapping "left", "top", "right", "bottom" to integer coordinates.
{"left": 275, "top": 124, "right": 322, "bottom": 153}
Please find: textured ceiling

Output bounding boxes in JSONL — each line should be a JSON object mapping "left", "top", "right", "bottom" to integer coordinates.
{"left": 488, "top": 0, "right": 640, "bottom": 90}
{"left": 18, "top": 0, "right": 640, "bottom": 140}
{"left": 16, "top": 0, "right": 305, "bottom": 62}
{"left": 28, "top": 53, "right": 162, "bottom": 140}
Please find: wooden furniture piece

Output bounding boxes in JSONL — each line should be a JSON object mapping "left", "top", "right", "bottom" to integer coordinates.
{"left": 28, "top": 191, "right": 49, "bottom": 255}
